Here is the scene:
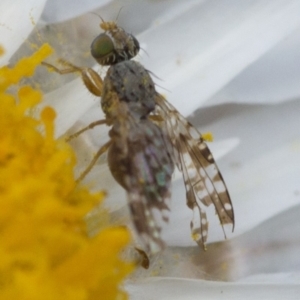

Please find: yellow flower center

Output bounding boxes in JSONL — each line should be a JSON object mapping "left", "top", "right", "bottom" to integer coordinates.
{"left": 0, "top": 44, "right": 133, "bottom": 300}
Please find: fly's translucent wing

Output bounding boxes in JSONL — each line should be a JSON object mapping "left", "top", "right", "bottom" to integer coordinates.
{"left": 108, "top": 114, "right": 174, "bottom": 253}
{"left": 155, "top": 94, "right": 234, "bottom": 248}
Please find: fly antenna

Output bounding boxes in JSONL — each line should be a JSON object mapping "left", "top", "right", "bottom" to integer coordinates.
{"left": 115, "top": 6, "right": 124, "bottom": 22}
{"left": 90, "top": 12, "right": 105, "bottom": 24}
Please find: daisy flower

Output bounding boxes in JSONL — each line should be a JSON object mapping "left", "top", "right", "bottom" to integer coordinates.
{"left": 3, "top": 0, "right": 300, "bottom": 299}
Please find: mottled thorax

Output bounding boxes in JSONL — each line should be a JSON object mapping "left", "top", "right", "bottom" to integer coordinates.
{"left": 101, "top": 61, "right": 156, "bottom": 120}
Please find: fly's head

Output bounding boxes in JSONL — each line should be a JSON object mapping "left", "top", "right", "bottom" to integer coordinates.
{"left": 91, "top": 20, "right": 140, "bottom": 66}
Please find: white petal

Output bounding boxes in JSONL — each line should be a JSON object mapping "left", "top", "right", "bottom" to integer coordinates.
{"left": 126, "top": 277, "right": 300, "bottom": 300}
{"left": 209, "top": 26, "right": 300, "bottom": 105}
{"left": 239, "top": 272, "right": 300, "bottom": 284}
{"left": 0, "top": 0, "right": 47, "bottom": 66}
{"left": 230, "top": 203, "right": 300, "bottom": 279}
{"left": 209, "top": 138, "right": 240, "bottom": 162}
{"left": 41, "top": 0, "right": 112, "bottom": 23}
{"left": 140, "top": 0, "right": 300, "bottom": 116}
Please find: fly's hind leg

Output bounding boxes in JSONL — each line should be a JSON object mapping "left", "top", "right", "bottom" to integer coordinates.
{"left": 69, "top": 121, "right": 110, "bottom": 182}
{"left": 42, "top": 59, "right": 103, "bottom": 97}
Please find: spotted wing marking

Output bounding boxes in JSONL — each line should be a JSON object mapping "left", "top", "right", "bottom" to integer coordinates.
{"left": 128, "top": 188, "right": 171, "bottom": 253}
{"left": 155, "top": 95, "right": 234, "bottom": 247}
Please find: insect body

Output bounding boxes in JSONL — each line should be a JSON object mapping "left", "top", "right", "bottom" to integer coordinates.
{"left": 43, "top": 20, "right": 234, "bottom": 253}
{"left": 104, "top": 60, "right": 175, "bottom": 252}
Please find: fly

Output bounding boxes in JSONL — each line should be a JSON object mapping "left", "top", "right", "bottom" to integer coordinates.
{"left": 42, "top": 19, "right": 234, "bottom": 253}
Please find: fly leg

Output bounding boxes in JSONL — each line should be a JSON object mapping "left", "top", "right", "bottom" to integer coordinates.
{"left": 76, "top": 139, "right": 113, "bottom": 182}
{"left": 43, "top": 60, "right": 107, "bottom": 139}
{"left": 66, "top": 119, "right": 108, "bottom": 142}
{"left": 42, "top": 60, "right": 110, "bottom": 181}
{"left": 42, "top": 59, "right": 103, "bottom": 97}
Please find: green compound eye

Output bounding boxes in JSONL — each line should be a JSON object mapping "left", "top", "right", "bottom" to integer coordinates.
{"left": 90, "top": 27, "right": 140, "bottom": 66}
{"left": 91, "top": 33, "right": 115, "bottom": 64}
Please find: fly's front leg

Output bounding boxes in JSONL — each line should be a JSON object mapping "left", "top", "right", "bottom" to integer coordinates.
{"left": 42, "top": 59, "right": 103, "bottom": 97}
{"left": 42, "top": 60, "right": 109, "bottom": 181}
{"left": 43, "top": 60, "right": 107, "bottom": 138}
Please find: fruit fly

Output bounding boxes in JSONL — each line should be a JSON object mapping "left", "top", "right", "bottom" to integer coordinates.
{"left": 42, "top": 19, "right": 234, "bottom": 254}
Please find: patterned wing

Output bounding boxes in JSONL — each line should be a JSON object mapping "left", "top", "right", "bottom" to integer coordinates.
{"left": 155, "top": 94, "right": 234, "bottom": 248}
{"left": 108, "top": 115, "right": 174, "bottom": 253}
